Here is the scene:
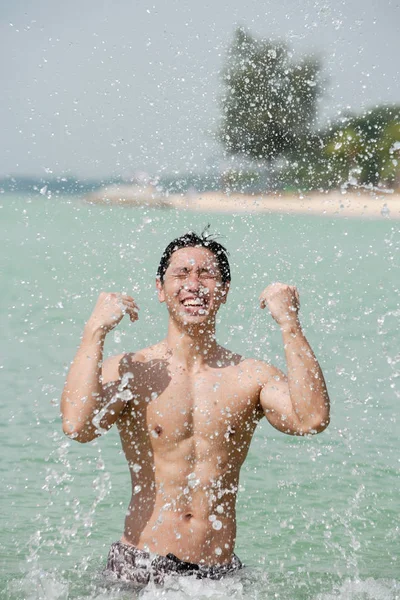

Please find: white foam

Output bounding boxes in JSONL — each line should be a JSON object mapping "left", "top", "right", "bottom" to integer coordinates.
{"left": 7, "top": 566, "right": 399, "bottom": 600}
{"left": 315, "top": 578, "right": 400, "bottom": 600}
{"left": 7, "top": 567, "right": 69, "bottom": 600}
{"left": 139, "top": 573, "right": 244, "bottom": 600}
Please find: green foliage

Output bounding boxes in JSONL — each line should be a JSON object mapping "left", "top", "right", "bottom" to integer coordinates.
{"left": 219, "top": 28, "right": 400, "bottom": 192}
{"left": 219, "top": 28, "right": 322, "bottom": 162}
{"left": 276, "top": 106, "right": 400, "bottom": 192}
{"left": 322, "top": 105, "right": 400, "bottom": 188}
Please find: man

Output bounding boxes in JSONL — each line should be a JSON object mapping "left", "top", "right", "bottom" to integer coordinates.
{"left": 61, "top": 230, "right": 330, "bottom": 585}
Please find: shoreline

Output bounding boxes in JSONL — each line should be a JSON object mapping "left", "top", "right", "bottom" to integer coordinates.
{"left": 85, "top": 186, "right": 400, "bottom": 219}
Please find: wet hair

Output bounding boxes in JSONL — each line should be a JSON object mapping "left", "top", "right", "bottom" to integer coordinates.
{"left": 157, "top": 227, "right": 231, "bottom": 284}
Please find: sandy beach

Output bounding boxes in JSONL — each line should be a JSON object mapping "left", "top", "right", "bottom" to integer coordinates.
{"left": 86, "top": 185, "right": 400, "bottom": 219}
{"left": 167, "top": 190, "right": 400, "bottom": 219}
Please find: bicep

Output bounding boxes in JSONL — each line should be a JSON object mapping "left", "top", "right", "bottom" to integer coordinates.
{"left": 259, "top": 367, "right": 301, "bottom": 435}
{"left": 95, "top": 354, "right": 127, "bottom": 432}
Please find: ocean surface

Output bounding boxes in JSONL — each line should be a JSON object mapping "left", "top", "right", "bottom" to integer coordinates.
{"left": 1, "top": 193, "right": 399, "bottom": 600}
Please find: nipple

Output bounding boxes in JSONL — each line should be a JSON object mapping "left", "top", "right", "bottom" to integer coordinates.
{"left": 153, "top": 425, "right": 163, "bottom": 437}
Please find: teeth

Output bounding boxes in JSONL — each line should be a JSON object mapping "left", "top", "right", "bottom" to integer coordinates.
{"left": 183, "top": 299, "right": 204, "bottom": 306}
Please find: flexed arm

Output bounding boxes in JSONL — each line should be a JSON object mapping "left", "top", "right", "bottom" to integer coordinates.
{"left": 61, "top": 292, "right": 138, "bottom": 443}
{"left": 259, "top": 283, "right": 330, "bottom": 435}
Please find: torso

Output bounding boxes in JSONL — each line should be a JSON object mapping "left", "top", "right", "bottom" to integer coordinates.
{"left": 104, "top": 343, "right": 269, "bottom": 565}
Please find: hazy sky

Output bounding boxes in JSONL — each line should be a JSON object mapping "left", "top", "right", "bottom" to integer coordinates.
{"left": 2, "top": 0, "right": 399, "bottom": 178}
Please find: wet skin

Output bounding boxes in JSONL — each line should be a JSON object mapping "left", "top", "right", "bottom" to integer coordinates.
{"left": 61, "top": 247, "right": 330, "bottom": 566}
{"left": 106, "top": 347, "right": 263, "bottom": 564}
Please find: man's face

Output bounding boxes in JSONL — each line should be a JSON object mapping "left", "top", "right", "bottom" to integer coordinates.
{"left": 156, "top": 247, "right": 229, "bottom": 325}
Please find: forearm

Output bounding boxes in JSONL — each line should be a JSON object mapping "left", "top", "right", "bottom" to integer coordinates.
{"left": 61, "top": 324, "right": 106, "bottom": 441}
{"left": 281, "top": 320, "right": 330, "bottom": 432}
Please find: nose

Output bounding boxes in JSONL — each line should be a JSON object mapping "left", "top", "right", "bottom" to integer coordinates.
{"left": 184, "top": 275, "right": 201, "bottom": 290}
{"left": 183, "top": 270, "right": 206, "bottom": 291}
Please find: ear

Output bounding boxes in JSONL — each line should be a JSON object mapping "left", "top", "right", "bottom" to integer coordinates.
{"left": 220, "top": 282, "right": 230, "bottom": 304}
{"left": 156, "top": 278, "right": 165, "bottom": 303}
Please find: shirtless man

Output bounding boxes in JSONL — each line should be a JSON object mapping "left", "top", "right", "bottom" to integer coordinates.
{"left": 61, "top": 230, "right": 330, "bottom": 585}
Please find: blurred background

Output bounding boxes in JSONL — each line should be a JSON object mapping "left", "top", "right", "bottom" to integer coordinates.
{"left": 1, "top": 2, "right": 399, "bottom": 600}
{"left": 1, "top": 0, "right": 399, "bottom": 195}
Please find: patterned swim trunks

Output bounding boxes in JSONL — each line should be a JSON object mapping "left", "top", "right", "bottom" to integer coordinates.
{"left": 104, "top": 541, "right": 243, "bottom": 586}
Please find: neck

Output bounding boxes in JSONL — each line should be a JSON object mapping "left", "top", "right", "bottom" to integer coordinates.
{"left": 164, "top": 318, "right": 219, "bottom": 368}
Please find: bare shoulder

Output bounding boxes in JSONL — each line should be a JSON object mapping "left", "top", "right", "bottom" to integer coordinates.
{"left": 237, "top": 359, "right": 289, "bottom": 423}
{"left": 102, "top": 353, "right": 125, "bottom": 385}
{"left": 213, "top": 346, "right": 243, "bottom": 368}
{"left": 101, "top": 346, "right": 153, "bottom": 385}
{"left": 120, "top": 341, "right": 167, "bottom": 367}
{"left": 213, "top": 345, "right": 278, "bottom": 380}
{"left": 236, "top": 357, "right": 284, "bottom": 385}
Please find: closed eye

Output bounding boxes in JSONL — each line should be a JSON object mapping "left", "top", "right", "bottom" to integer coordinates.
{"left": 199, "top": 270, "right": 217, "bottom": 279}
{"left": 173, "top": 269, "right": 190, "bottom": 278}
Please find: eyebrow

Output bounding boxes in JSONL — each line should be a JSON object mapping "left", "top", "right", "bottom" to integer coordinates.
{"left": 171, "top": 266, "right": 190, "bottom": 273}
{"left": 170, "top": 265, "right": 217, "bottom": 274}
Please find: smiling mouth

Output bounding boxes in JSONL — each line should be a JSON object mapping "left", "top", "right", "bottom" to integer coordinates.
{"left": 180, "top": 297, "right": 208, "bottom": 314}
{"left": 182, "top": 298, "right": 205, "bottom": 307}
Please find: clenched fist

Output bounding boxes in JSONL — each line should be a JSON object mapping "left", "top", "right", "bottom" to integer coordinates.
{"left": 259, "top": 283, "right": 300, "bottom": 327}
{"left": 86, "top": 292, "right": 139, "bottom": 335}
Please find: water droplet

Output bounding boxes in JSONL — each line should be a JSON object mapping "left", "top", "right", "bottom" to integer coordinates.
{"left": 133, "top": 485, "right": 141, "bottom": 494}
{"left": 120, "top": 372, "right": 133, "bottom": 388}
{"left": 118, "top": 389, "right": 133, "bottom": 401}
{"left": 188, "top": 475, "right": 200, "bottom": 489}
{"left": 212, "top": 519, "right": 222, "bottom": 530}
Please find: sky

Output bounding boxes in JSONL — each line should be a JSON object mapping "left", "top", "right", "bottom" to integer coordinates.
{"left": 1, "top": 0, "right": 399, "bottom": 179}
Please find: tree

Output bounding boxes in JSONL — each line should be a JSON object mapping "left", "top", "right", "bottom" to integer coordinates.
{"left": 324, "top": 126, "right": 365, "bottom": 187}
{"left": 378, "top": 120, "right": 400, "bottom": 188}
{"left": 323, "top": 105, "right": 400, "bottom": 188}
{"left": 219, "top": 27, "right": 323, "bottom": 162}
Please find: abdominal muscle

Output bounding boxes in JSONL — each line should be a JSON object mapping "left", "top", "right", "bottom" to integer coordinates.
{"left": 121, "top": 451, "right": 240, "bottom": 565}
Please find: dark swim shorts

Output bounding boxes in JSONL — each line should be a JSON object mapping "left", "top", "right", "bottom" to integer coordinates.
{"left": 104, "top": 541, "right": 243, "bottom": 586}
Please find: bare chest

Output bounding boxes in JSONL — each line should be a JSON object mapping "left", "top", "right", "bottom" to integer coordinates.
{"left": 120, "top": 367, "right": 262, "bottom": 449}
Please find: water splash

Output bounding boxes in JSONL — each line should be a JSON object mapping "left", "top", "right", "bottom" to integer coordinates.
{"left": 377, "top": 309, "right": 400, "bottom": 400}
{"left": 315, "top": 577, "right": 400, "bottom": 600}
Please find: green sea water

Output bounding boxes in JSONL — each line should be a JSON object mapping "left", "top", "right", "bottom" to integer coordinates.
{"left": 1, "top": 193, "right": 399, "bottom": 599}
